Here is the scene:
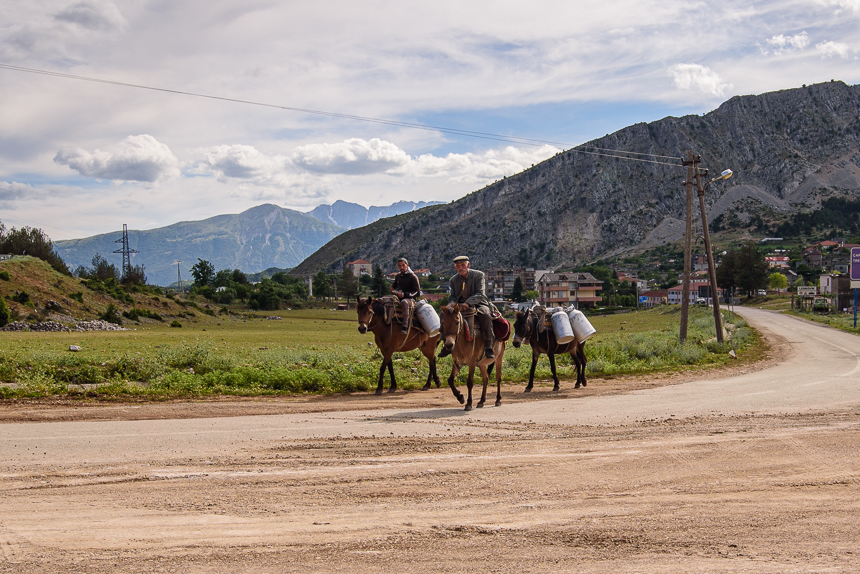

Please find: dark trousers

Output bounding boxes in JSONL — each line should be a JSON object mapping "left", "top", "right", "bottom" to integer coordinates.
{"left": 475, "top": 305, "right": 494, "bottom": 349}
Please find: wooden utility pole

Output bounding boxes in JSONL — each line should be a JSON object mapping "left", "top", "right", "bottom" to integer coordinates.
{"left": 694, "top": 161, "right": 725, "bottom": 343}
{"left": 680, "top": 151, "right": 696, "bottom": 342}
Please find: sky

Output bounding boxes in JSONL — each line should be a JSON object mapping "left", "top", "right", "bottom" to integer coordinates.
{"left": 2, "top": 0, "right": 860, "bottom": 241}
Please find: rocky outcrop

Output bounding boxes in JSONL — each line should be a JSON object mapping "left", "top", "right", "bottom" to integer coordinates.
{"left": 293, "top": 80, "right": 860, "bottom": 275}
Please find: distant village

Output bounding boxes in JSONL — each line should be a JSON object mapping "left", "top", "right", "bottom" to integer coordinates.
{"left": 344, "top": 236, "right": 860, "bottom": 312}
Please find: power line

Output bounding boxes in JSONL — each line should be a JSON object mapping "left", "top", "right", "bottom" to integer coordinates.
{"left": 1, "top": 63, "right": 683, "bottom": 166}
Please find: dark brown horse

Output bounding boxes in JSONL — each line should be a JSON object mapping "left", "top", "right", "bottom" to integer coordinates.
{"left": 356, "top": 297, "right": 441, "bottom": 394}
{"left": 512, "top": 309, "right": 587, "bottom": 392}
{"left": 439, "top": 303, "right": 506, "bottom": 411}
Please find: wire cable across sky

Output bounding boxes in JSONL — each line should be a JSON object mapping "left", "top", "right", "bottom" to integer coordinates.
{"left": 0, "top": 63, "right": 684, "bottom": 168}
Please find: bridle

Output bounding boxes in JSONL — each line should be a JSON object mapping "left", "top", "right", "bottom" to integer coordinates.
{"left": 513, "top": 309, "right": 534, "bottom": 345}
{"left": 357, "top": 301, "right": 383, "bottom": 332}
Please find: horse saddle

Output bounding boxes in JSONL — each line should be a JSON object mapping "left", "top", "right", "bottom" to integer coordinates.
{"left": 378, "top": 296, "right": 425, "bottom": 333}
{"left": 461, "top": 311, "right": 511, "bottom": 343}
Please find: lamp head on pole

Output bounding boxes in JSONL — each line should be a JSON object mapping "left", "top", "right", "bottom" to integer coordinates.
{"left": 716, "top": 169, "right": 733, "bottom": 181}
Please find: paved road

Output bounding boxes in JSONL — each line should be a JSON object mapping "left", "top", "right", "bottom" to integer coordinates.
{"left": 2, "top": 307, "right": 859, "bottom": 467}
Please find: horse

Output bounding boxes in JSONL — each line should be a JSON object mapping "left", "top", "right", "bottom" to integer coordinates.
{"left": 511, "top": 308, "right": 587, "bottom": 392}
{"left": 356, "top": 297, "right": 442, "bottom": 394}
{"left": 438, "top": 303, "right": 506, "bottom": 411}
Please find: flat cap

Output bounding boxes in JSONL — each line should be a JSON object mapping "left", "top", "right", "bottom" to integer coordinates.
{"left": 453, "top": 255, "right": 469, "bottom": 263}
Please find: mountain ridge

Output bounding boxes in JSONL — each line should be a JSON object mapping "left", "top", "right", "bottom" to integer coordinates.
{"left": 291, "top": 80, "right": 860, "bottom": 276}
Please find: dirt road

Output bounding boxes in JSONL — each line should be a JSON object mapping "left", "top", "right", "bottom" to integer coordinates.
{"left": 1, "top": 308, "right": 859, "bottom": 573}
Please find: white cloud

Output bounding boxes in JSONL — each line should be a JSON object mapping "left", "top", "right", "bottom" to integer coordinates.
{"left": 669, "top": 63, "right": 731, "bottom": 96}
{"left": 292, "top": 138, "right": 411, "bottom": 175}
{"left": 412, "top": 145, "right": 561, "bottom": 183}
{"left": 764, "top": 31, "right": 811, "bottom": 54}
{"left": 192, "top": 144, "right": 289, "bottom": 180}
{"left": 193, "top": 138, "right": 559, "bottom": 187}
{"left": 54, "top": 135, "right": 180, "bottom": 183}
{"left": 815, "top": 40, "right": 851, "bottom": 57}
{"left": 0, "top": 181, "right": 40, "bottom": 203}
{"left": 54, "top": 1, "right": 128, "bottom": 32}
{"left": 814, "top": 0, "right": 860, "bottom": 14}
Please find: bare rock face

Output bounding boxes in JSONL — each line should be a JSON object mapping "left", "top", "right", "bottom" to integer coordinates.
{"left": 294, "top": 80, "right": 860, "bottom": 275}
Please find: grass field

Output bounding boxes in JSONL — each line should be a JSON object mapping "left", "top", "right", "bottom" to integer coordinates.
{"left": 0, "top": 306, "right": 756, "bottom": 400}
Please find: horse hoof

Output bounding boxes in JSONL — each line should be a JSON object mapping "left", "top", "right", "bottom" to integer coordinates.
{"left": 553, "top": 386, "right": 560, "bottom": 392}
{"left": 374, "top": 389, "right": 383, "bottom": 396}
{"left": 387, "top": 388, "right": 397, "bottom": 394}
{"left": 421, "top": 384, "right": 431, "bottom": 391}
{"left": 456, "top": 394, "right": 465, "bottom": 404}
{"left": 495, "top": 400, "right": 501, "bottom": 407}
{"left": 476, "top": 402, "right": 484, "bottom": 408}
{"left": 582, "top": 381, "right": 587, "bottom": 387}
{"left": 464, "top": 404, "right": 472, "bottom": 411}
{"left": 524, "top": 387, "right": 532, "bottom": 393}
{"left": 574, "top": 383, "right": 581, "bottom": 389}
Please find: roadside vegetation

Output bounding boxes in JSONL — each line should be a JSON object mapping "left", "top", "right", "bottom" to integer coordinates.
{"left": 0, "top": 306, "right": 756, "bottom": 401}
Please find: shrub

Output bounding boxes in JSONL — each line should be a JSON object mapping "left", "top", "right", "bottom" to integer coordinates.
{"left": 0, "top": 270, "right": 10, "bottom": 281}
{"left": 70, "top": 291, "right": 84, "bottom": 303}
{"left": 99, "top": 303, "right": 123, "bottom": 325}
{"left": 12, "top": 290, "right": 30, "bottom": 305}
{"left": 0, "top": 295, "right": 10, "bottom": 327}
{"left": 170, "top": 320, "right": 182, "bottom": 328}
{"left": 123, "top": 308, "right": 164, "bottom": 322}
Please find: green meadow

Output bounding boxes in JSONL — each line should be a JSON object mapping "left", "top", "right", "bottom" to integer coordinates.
{"left": 0, "top": 306, "right": 756, "bottom": 400}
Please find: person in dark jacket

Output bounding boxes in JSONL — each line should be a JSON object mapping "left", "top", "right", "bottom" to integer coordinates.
{"left": 442, "top": 255, "right": 495, "bottom": 359}
{"left": 390, "top": 257, "right": 421, "bottom": 333}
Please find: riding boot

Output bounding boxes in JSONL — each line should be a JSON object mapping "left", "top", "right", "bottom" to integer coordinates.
{"left": 477, "top": 310, "right": 495, "bottom": 359}
{"left": 400, "top": 300, "right": 412, "bottom": 334}
{"left": 438, "top": 348, "right": 451, "bottom": 358}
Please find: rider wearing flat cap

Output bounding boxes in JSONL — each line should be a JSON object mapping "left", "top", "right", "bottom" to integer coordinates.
{"left": 443, "top": 255, "right": 496, "bottom": 359}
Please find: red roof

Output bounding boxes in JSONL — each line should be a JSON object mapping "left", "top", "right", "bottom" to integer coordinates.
{"left": 348, "top": 259, "right": 371, "bottom": 265}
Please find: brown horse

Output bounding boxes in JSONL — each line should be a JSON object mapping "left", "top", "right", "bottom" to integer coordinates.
{"left": 512, "top": 309, "right": 587, "bottom": 392}
{"left": 356, "top": 297, "right": 441, "bottom": 394}
{"left": 438, "top": 303, "right": 506, "bottom": 411}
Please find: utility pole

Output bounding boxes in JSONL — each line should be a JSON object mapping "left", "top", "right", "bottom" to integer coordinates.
{"left": 694, "top": 160, "right": 725, "bottom": 343}
{"left": 175, "top": 261, "right": 184, "bottom": 293}
{"left": 112, "top": 224, "right": 138, "bottom": 282}
{"left": 680, "top": 151, "right": 696, "bottom": 342}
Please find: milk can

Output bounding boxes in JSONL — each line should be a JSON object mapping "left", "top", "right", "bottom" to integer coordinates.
{"left": 550, "top": 309, "right": 576, "bottom": 344}
{"left": 565, "top": 305, "right": 596, "bottom": 343}
{"left": 414, "top": 300, "right": 441, "bottom": 337}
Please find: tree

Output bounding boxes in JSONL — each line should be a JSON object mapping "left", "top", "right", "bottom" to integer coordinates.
{"left": 716, "top": 249, "right": 739, "bottom": 300}
{"left": 524, "top": 289, "right": 539, "bottom": 302}
{"left": 372, "top": 266, "right": 389, "bottom": 297}
{"left": 337, "top": 267, "right": 360, "bottom": 307}
{"left": 769, "top": 272, "right": 788, "bottom": 292}
{"left": 190, "top": 259, "right": 215, "bottom": 287}
{"left": 123, "top": 263, "right": 147, "bottom": 285}
{"left": 735, "top": 241, "right": 769, "bottom": 297}
{"left": 0, "top": 222, "right": 71, "bottom": 275}
{"left": 510, "top": 277, "right": 524, "bottom": 302}
{"left": 313, "top": 270, "right": 331, "bottom": 300}
{"left": 78, "top": 253, "right": 121, "bottom": 282}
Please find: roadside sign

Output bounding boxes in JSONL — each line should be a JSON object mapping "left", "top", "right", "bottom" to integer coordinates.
{"left": 852, "top": 247, "right": 860, "bottom": 280}
{"left": 797, "top": 286, "right": 817, "bottom": 296}
{"left": 852, "top": 281, "right": 860, "bottom": 289}
{"left": 639, "top": 296, "right": 647, "bottom": 303}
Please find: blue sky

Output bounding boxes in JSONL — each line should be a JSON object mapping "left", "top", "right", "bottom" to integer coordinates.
{"left": 2, "top": 0, "right": 860, "bottom": 240}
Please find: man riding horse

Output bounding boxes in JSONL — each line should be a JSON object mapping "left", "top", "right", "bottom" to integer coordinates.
{"left": 389, "top": 257, "right": 421, "bottom": 334}
{"left": 440, "top": 255, "right": 496, "bottom": 359}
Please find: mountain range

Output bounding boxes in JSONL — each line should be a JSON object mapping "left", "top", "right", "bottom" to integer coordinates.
{"left": 54, "top": 200, "right": 440, "bottom": 286}
{"left": 292, "top": 80, "right": 860, "bottom": 276}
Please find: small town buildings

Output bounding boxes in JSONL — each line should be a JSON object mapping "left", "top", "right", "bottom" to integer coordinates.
{"left": 640, "top": 289, "right": 668, "bottom": 308}
{"left": 765, "top": 256, "right": 790, "bottom": 268}
{"left": 667, "top": 280, "right": 724, "bottom": 305}
{"left": 820, "top": 274, "right": 854, "bottom": 311}
{"left": 802, "top": 249, "right": 823, "bottom": 268}
{"left": 346, "top": 259, "right": 372, "bottom": 277}
{"left": 485, "top": 268, "right": 542, "bottom": 300}
{"left": 536, "top": 272, "right": 603, "bottom": 308}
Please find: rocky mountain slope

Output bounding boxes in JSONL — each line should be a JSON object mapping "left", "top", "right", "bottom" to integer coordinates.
{"left": 56, "top": 204, "right": 343, "bottom": 286}
{"left": 292, "top": 80, "right": 860, "bottom": 276}
{"left": 305, "top": 200, "right": 442, "bottom": 229}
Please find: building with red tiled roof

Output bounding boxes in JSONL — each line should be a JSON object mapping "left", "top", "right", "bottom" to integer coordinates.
{"left": 347, "top": 259, "right": 372, "bottom": 277}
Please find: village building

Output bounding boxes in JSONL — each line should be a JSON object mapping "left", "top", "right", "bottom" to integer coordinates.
{"left": 485, "top": 268, "right": 542, "bottom": 300}
{"left": 667, "top": 280, "right": 724, "bottom": 305}
{"left": 640, "top": 289, "right": 668, "bottom": 308}
{"left": 765, "top": 256, "right": 790, "bottom": 268}
{"left": 535, "top": 272, "right": 603, "bottom": 308}
{"left": 346, "top": 259, "right": 372, "bottom": 277}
